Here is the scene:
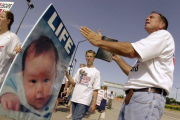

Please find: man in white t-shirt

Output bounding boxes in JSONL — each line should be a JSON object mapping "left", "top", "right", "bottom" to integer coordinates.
{"left": 66, "top": 50, "right": 100, "bottom": 120}
{"left": 80, "top": 11, "right": 175, "bottom": 120}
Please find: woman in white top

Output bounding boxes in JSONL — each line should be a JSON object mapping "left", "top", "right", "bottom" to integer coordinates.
{"left": 0, "top": 11, "right": 21, "bottom": 88}
{"left": 99, "top": 86, "right": 108, "bottom": 112}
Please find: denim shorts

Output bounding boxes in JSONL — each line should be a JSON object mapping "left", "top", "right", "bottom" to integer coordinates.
{"left": 118, "top": 92, "right": 166, "bottom": 120}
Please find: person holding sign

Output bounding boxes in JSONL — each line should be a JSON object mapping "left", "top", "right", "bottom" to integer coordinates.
{"left": 0, "top": 11, "right": 21, "bottom": 88}
{"left": 80, "top": 11, "right": 175, "bottom": 120}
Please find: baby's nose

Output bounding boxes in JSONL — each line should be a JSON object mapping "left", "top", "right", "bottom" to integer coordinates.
{"left": 37, "top": 84, "right": 43, "bottom": 93}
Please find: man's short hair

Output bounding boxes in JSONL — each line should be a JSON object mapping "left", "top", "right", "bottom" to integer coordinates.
{"left": 151, "top": 11, "right": 168, "bottom": 30}
{"left": 22, "top": 35, "right": 59, "bottom": 71}
{"left": 85, "top": 50, "right": 96, "bottom": 57}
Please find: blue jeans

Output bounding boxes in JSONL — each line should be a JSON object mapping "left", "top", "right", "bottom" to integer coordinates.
{"left": 118, "top": 92, "right": 166, "bottom": 120}
{"left": 84, "top": 105, "right": 90, "bottom": 114}
{"left": 72, "top": 102, "right": 88, "bottom": 120}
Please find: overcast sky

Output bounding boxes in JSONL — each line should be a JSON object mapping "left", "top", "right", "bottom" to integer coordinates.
{"left": 4, "top": 0, "right": 180, "bottom": 101}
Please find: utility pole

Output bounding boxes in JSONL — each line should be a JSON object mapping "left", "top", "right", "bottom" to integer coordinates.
{"left": 15, "top": 0, "right": 34, "bottom": 34}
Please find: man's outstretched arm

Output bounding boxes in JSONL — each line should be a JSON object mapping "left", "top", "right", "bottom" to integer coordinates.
{"left": 80, "top": 26, "right": 140, "bottom": 58}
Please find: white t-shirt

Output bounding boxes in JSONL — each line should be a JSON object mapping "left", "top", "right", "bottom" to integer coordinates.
{"left": 124, "top": 30, "right": 175, "bottom": 95}
{"left": 72, "top": 66, "right": 100, "bottom": 106}
{"left": 110, "top": 93, "right": 115, "bottom": 99}
{"left": 0, "top": 31, "right": 21, "bottom": 87}
{"left": 96, "top": 89, "right": 104, "bottom": 106}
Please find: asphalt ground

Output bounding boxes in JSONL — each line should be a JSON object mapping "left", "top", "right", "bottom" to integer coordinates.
{"left": 0, "top": 99, "right": 180, "bottom": 120}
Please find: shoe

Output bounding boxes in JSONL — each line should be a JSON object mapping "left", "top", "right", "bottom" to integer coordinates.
{"left": 83, "top": 113, "right": 89, "bottom": 118}
{"left": 66, "top": 114, "right": 72, "bottom": 119}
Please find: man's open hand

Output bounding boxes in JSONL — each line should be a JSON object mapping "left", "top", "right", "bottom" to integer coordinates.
{"left": 80, "top": 26, "right": 102, "bottom": 46}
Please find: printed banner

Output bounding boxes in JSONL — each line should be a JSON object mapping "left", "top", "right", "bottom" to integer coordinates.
{"left": 96, "top": 89, "right": 104, "bottom": 106}
{"left": 0, "top": 2, "right": 14, "bottom": 14}
{"left": 103, "top": 81, "right": 123, "bottom": 89}
{"left": 0, "top": 4, "right": 75, "bottom": 120}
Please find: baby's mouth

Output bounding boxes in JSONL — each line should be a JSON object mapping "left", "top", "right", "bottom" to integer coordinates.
{"left": 36, "top": 98, "right": 44, "bottom": 103}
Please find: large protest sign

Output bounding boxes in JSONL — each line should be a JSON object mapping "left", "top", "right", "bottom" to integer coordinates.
{"left": 0, "top": 2, "right": 14, "bottom": 14}
{"left": 0, "top": 4, "right": 75, "bottom": 120}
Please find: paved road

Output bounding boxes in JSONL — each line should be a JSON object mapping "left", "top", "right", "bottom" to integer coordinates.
{"left": 0, "top": 100, "right": 180, "bottom": 120}
{"left": 161, "top": 109, "right": 180, "bottom": 120}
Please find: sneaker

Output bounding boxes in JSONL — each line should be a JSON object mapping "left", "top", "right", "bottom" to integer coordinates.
{"left": 66, "top": 114, "right": 72, "bottom": 119}
{"left": 85, "top": 112, "right": 89, "bottom": 115}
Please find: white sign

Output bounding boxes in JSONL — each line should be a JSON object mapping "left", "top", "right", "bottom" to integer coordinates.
{"left": 103, "top": 81, "right": 123, "bottom": 89}
{"left": 0, "top": 2, "right": 14, "bottom": 14}
{"left": 96, "top": 89, "right": 104, "bottom": 106}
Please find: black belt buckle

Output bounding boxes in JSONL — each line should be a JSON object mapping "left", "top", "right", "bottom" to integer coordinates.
{"left": 153, "top": 88, "right": 167, "bottom": 96}
{"left": 162, "top": 89, "right": 167, "bottom": 96}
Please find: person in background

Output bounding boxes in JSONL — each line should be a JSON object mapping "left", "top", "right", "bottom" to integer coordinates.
{"left": 98, "top": 86, "right": 107, "bottom": 113}
{"left": 54, "top": 75, "right": 69, "bottom": 112}
{"left": 66, "top": 50, "right": 100, "bottom": 120}
{"left": 66, "top": 63, "right": 86, "bottom": 119}
{"left": 107, "top": 91, "right": 114, "bottom": 109}
{"left": 0, "top": 11, "right": 21, "bottom": 88}
{"left": 80, "top": 11, "right": 175, "bottom": 120}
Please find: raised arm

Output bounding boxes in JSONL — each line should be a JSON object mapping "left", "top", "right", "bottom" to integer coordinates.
{"left": 65, "top": 71, "right": 76, "bottom": 86}
{"left": 80, "top": 26, "right": 140, "bottom": 58}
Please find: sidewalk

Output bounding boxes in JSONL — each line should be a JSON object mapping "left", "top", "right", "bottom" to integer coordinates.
{"left": 51, "top": 100, "right": 121, "bottom": 120}
{"left": 0, "top": 99, "right": 122, "bottom": 120}
{"left": 1, "top": 99, "right": 179, "bottom": 120}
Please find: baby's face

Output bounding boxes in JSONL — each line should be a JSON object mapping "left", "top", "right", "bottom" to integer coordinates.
{"left": 22, "top": 50, "right": 57, "bottom": 110}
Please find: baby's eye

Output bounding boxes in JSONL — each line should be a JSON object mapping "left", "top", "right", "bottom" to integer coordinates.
{"left": 44, "top": 78, "right": 50, "bottom": 83}
{"left": 30, "top": 80, "right": 36, "bottom": 83}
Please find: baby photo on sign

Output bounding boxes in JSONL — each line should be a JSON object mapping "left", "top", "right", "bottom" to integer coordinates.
{"left": 0, "top": 4, "right": 75, "bottom": 120}
{"left": 0, "top": 35, "right": 58, "bottom": 118}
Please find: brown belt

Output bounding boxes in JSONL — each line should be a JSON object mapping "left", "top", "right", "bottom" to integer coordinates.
{"left": 125, "top": 87, "right": 167, "bottom": 96}
{"left": 124, "top": 88, "right": 167, "bottom": 105}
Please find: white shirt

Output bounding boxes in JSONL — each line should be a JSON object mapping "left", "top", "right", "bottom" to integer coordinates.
{"left": 0, "top": 31, "right": 21, "bottom": 87}
{"left": 124, "top": 30, "right": 175, "bottom": 95}
{"left": 72, "top": 66, "right": 100, "bottom": 106}
{"left": 96, "top": 89, "right": 104, "bottom": 106}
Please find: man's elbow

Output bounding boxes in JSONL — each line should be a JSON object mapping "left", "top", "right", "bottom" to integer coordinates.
{"left": 128, "top": 50, "right": 140, "bottom": 59}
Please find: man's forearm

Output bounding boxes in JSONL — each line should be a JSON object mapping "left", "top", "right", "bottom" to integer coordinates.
{"left": 96, "top": 40, "right": 139, "bottom": 58}
{"left": 115, "top": 57, "right": 132, "bottom": 76}
{"left": 80, "top": 26, "right": 139, "bottom": 59}
{"left": 92, "top": 90, "right": 98, "bottom": 106}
